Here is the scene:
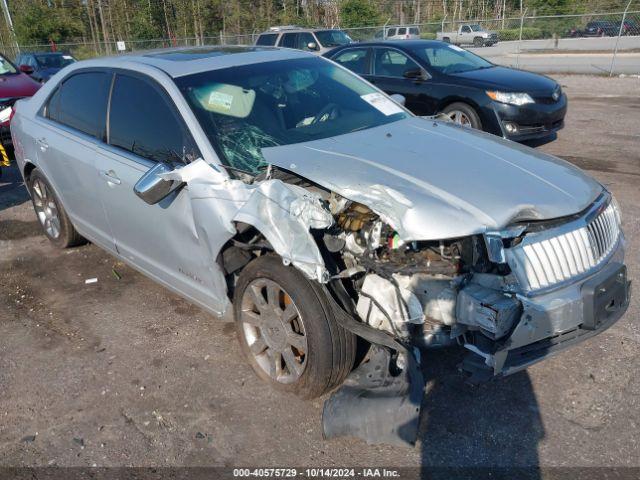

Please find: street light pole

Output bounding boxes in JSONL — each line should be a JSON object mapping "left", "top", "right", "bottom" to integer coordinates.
{"left": 0, "top": 0, "right": 19, "bottom": 54}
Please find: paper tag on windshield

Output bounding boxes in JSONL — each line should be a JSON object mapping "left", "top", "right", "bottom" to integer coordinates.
{"left": 449, "top": 44, "right": 465, "bottom": 52}
{"left": 208, "top": 91, "right": 233, "bottom": 111}
{"left": 0, "top": 106, "right": 12, "bottom": 123}
{"left": 63, "top": 55, "right": 73, "bottom": 60}
{"left": 361, "top": 93, "right": 404, "bottom": 116}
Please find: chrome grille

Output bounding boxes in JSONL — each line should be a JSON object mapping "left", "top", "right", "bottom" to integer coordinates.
{"left": 507, "top": 202, "right": 620, "bottom": 292}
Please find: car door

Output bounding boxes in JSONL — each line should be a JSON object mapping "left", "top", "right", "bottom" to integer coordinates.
{"left": 460, "top": 25, "right": 472, "bottom": 43}
{"left": 96, "top": 71, "right": 227, "bottom": 312}
{"left": 34, "top": 70, "right": 115, "bottom": 249}
{"left": 370, "top": 47, "right": 437, "bottom": 116}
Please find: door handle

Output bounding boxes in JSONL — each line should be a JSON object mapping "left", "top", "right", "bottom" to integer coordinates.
{"left": 99, "top": 169, "right": 121, "bottom": 185}
{"left": 36, "top": 137, "right": 48, "bottom": 151}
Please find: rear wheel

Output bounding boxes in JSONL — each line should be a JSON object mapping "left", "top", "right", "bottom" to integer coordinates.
{"left": 28, "top": 169, "right": 85, "bottom": 248}
{"left": 234, "top": 254, "right": 356, "bottom": 399}
{"left": 442, "top": 102, "right": 482, "bottom": 130}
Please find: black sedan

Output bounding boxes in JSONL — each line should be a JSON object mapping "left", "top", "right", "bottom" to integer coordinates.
{"left": 324, "top": 40, "right": 566, "bottom": 143}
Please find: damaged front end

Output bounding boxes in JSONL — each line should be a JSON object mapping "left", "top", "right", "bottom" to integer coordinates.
{"left": 154, "top": 157, "right": 629, "bottom": 448}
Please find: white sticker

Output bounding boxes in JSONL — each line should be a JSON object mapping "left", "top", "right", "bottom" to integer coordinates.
{"left": 63, "top": 55, "right": 73, "bottom": 60}
{"left": 361, "top": 93, "right": 404, "bottom": 116}
{"left": 0, "top": 106, "right": 11, "bottom": 123}
{"left": 116, "top": 41, "right": 126, "bottom": 51}
{"left": 208, "top": 91, "right": 234, "bottom": 111}
{"left": 449, "top": 44, "right": 465, "bottom": 52}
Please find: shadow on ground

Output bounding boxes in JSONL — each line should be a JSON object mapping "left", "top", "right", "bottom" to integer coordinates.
{"left": 418, "top": 348, "right": 544, "bottom": 479}
{"left": 0, "top": 163, "right": 29, "bottom": 211}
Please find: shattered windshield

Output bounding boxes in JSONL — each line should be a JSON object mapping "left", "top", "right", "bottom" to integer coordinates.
{"left": 175, "top": 57, "right": 408, "bottom": 175}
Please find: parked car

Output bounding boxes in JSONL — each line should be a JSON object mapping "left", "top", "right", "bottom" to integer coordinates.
{"left": 325, "top": 40, "right": 566, "bottom": 142}
{"left": 0, "top": 52, "right": 40, "bottom": 153}
{"left": 373, "top": 25, "right": 421, "bottom": 40}
{"left": 11, "top": 47, "right": 629, "bottom": 446}
{"left": 569, "top": 20, "right": 620, "bottom": 37}
{"left": 437, "top": 24, "right": 498, "bottom": 47}
{"left": 15, "top": 52, "right": 77, "bottom": 83}
{"left": 621, "top": 18, "right": 640, "bottom": 35}
{"left": 255, "top": 26, "right": 352, "bottom": 54}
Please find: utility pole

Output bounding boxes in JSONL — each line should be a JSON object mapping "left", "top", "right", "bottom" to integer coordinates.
{"left": 1, "top": 0, "right": 19, "bottom": 55}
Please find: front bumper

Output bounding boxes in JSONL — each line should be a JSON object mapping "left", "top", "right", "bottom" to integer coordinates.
{"left": 463, "top": 250, "right": 630, "bottom": 379}
{"left": 490, "top": 93, "right": 567, "bottom": 142}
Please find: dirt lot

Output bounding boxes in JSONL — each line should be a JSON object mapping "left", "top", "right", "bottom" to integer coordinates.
{"left": 1, "top": 75, "right": 639, "bottom": 474}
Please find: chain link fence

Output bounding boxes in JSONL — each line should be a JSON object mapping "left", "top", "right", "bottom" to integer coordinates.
{"left": 12, "top": 10, "right": 640, "bottom": 76}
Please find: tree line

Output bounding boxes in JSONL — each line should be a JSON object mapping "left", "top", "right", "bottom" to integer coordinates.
{"left": 0, "top": 0, "right": 633, "bottom": 57}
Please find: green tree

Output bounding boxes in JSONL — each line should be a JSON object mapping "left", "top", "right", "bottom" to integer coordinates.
{"left": 340, "top": 0, "right": 382, "bottom": 28}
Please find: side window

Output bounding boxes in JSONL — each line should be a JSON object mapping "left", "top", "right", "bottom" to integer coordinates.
{"left": 374, "top": 48, "right": 420, "bottom": 77}
{"left": 256, "top": 33, "right": 278, "bottom": 46}
{"left": 332, "top": 48, "right": 370, "bottom": 75}
{"left": 397, "top": 27, "right": 407, "bottom": 36}
{"left": 462, "top": 26, "right": 471, "bottom": 33}
{"left": 279, "top": 33, "right": 297, "bottom": 49}
{"left": 46, "top": 71, "right": 110, "bottom": 139}
{"left": 108, "top": 74, "right": 198, "bottom": 165}
{"left": 297, "top": 32, "right": 316, "bottom": 50}
{"left": 386, "top": 28, "right": 397, "bottom": 37}
{"left": 409, "top": 27, "right": 420, "bottom": 35}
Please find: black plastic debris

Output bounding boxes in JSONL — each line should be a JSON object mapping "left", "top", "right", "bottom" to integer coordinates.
{"left": 21, "top": 435, "right": 36, "bottom": 443}
{"left": 322, "top": 345, "right": 424, "bottom": 447}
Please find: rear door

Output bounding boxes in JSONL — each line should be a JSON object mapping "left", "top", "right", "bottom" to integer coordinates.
{"left": 371, "top": 47, "right": 437, "bottom": 115}
{"left": 34, "top": 70, "right": 114, "bottom": 249}
{"left": 96, "top": 71, "right": 227, "bottom": 312}
{"left": 279, "top": 32, "right": 298, "bottom": 49}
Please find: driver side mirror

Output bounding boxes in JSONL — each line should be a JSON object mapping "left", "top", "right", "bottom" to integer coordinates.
{"left": 307, "top": 42, "right": 318, "bottom": 51}
{"left": 134, "top": 162, "right": 184, "bottom": 205}
{"left": 19, "top": 64, "right": 34, "bottom": 75}
{"left": 403, "top": 68, "right": 426, "bottom": 81}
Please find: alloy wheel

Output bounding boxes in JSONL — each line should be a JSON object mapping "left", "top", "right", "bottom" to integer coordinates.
{"left": 240, "top": 278, "right": 308, "bottom": 384}
{"left": 447, "top": 110, "right": 472, "bottom": 127}
{"left": 31, "top": 178, "right": 61, "bottom": 239}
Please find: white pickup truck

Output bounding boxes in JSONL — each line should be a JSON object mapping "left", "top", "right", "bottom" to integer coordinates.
{"left": 437, "top": 24, "right": 499, "bottom": 47}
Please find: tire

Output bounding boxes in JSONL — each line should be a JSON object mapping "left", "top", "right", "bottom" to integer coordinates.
{"left": 441, "top": 102, "right": 482, "bottom": 130}
{"left": 233, "top": 253, "right": 356, "bottom": 399}
{"left": 28, "top": 169, "right": 85, "bottom": 248}
{"left": 473, "top": 37, "right": 484, "bottom": 47}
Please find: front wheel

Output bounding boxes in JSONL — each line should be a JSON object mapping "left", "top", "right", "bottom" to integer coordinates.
{"left": 441, "top": 102, "right": 482, "bottom": 130}
{"left": 233, "top": 254, "right": 356, "bottom": 399}
{"left": 473, "top": 37, "right": 484, "bottom": 47}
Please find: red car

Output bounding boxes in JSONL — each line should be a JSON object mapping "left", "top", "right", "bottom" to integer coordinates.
{"left": 0, "top": 52, "right": 40, "bottom": 171}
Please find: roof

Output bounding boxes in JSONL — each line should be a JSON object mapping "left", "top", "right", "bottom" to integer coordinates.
{"left": 65, "top": 46, "right": 314, "bottom": 78}
{"left": 326, "top": 39, "right": 445, "bottom": 52}
{"left": 258, "top": 27, "right": 342, "bottom": 35}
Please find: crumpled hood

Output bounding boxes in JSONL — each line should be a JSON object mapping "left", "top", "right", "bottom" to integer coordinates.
{"left": 262, "top": 117, "right": 602, "bottom": 240}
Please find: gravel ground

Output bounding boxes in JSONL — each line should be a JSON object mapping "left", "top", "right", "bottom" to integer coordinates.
{"left": 0, "top": 75, "right": 639, "bottom": 475}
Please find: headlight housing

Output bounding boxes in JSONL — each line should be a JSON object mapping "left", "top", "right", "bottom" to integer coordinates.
{"left": 611, "top": 195, "right": 622, "bottom": 225}
{"left": 486, "top": 91, "right": 535, "bottom": 106}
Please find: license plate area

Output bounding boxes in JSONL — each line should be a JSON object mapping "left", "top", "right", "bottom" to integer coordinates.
{"left": 582, "top": 263, "right": 629, "bottom": 331}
